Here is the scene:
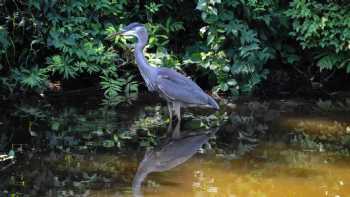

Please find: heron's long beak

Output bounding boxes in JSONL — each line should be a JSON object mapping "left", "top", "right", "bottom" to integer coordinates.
{"left": 112, "top": 30, "right": 125, "bottom": 37}
{"left": 110, "top": 29, "right": 135, "bottom": 41}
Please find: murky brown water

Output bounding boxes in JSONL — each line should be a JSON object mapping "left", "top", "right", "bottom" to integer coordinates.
{"left": 7, "top": 141, "right": 349, "bottom": 197}
{"left": 81, "top": 143, "right": 350, "bottom": 197}
{"left": 1, "top": 97, "right": 350, "bottom": 197}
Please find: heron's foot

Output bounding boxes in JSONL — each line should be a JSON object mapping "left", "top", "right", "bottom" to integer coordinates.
{"left": 204, "top": 142, "right": 212, "bottom": 150}
{"left": 167, "top": 122, "right": 173, "bottom": 133}
{"left": 171, "top": 121, "right": 181, "bottom": 139}
{"left": 165, "top": 117, "right": 181, "bottom": 139}
{"left": 171, "top": 116, "right": 177, "bottom": 125}
{"left": 168, "top": 115, "right": 180, "bottom": 128}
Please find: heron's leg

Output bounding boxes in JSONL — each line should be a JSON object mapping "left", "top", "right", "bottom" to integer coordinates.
{"left": 167, "top": 102, "right": 173, "bottom": 123}
{"left": 174, "top": 102, "right": 181, "bottom": 126}
{"left": 172, "top": 119, "right": 181, "bottom": 139}
{"left": 167, "top": 102, "right": 173, "bottom": 133}
{"left": 167, "top": 122, "right": 173, "bottom": 134}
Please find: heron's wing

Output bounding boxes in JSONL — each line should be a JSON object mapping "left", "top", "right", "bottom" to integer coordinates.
{"left": 156, "top": 69, "right": 210, "bottom": 105}
{"left": 155, "top": 133, "right": 210, "bottom": 171}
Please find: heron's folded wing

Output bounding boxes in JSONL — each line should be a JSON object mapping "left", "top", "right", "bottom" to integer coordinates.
{"left": 156, "top": 74, "right": 209, "bottom": 105}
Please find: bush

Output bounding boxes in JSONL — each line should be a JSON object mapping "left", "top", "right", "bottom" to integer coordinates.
{"left": 286, "top": 0, "right": 350, "bottom": 73}
{"left": 188, "top": 0, "right": 285, "bottom": 94}
{"left": 0, "top": 0, "right": 349, "bottom": 101}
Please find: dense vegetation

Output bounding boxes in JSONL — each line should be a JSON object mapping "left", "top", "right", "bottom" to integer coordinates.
{"left": 1, "top": 0, "right": 350, "bottom": 101}
{"left": 1, "top": 2, "right": 350, "bottom": 195}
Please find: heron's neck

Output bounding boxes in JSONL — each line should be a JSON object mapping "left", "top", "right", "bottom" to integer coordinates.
{"left": 132, "top": 170, "right": 149, "bottom": 197}
{"left": 134, "top": 40, "right": 157, "bottom": 90}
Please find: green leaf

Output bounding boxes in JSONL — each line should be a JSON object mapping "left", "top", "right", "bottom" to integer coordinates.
{"left": 227, "top": 79, "right": 237, "bottom": 86}
{"left": 19, "top": 67, "right": 47, "bottom": 88}
{"left": 51, "top": 121, "right": 60, "bottom": 131}
{"left": 346, "top": 62, "right": 350, "bottom": 73}
{"left": 196, "top": 0, "right": 207, "bottom": 11}
{"left": 102, "top": 140, "right": 115, "bottom": 148}
{"left": 240, "top": 30, "right": 259, "bottom": 45}
{"left": 0, "top": 26, "right": 10, "bottom": 49}
{"left": 8, "top": 149, "right": 15, "bottom": 157}
{"left": 113, "top": 134, "right": 119, "bottom": 142}
{"left": 317, "top": 55, "right": 338, "bottom": 70}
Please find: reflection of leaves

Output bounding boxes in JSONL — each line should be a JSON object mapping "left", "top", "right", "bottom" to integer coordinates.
{"left": 8, "top": 149, "right": 15, "bottom": 157}
{"left": 290, "top": 133, "right": 325, "bottom": 152}
{"left": 226, "top": 101, "right": 282, "bottom": 155}
{"left": 131, "top": 105, "right": 165, "bottom": 132}
{"left": 102, "top": 140, "right": 115, "bottom": 148}
{"left": 102, "top": 93, "right": 138, "bottom": 106}
{"left": 264, "top": 110, "right": 280, "bottom": 122}
{"left": 51, "top": 121, "right": 60, "bottom": 131}
{"left": 0, "top": 132, "right": 12, "bottom": 151}
{"left": 315, "top": 99, "right": 350, "bottom": 112}
{"left": 14, "top": 105, "right": 48, "bottom": 120}
{"left": 341, "top": 135, "right": 350, "bottom": 145}
{"left": 184, "top": 112, "right": 228, "bottom": 130}
{"left": 43, "top": 105, "right": 140, "bottom": 150}
{"left": 237, "top": 141, "right": 257, "bottom": 155}
{"left": 316, "top": 100, "right": 335, "bottom": 111}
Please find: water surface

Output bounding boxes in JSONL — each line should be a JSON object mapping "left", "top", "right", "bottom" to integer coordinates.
{"left": 1, "top": 96, "right": 350, "bottom": 197}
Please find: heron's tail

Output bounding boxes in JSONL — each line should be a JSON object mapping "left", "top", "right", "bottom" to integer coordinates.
{"left": 207, "top": 96, "right": 220, "bottom": 110}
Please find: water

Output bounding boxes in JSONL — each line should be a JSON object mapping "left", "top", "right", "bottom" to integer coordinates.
{"left": 1, "top": 95, "right": 350, "bottom": 197}
{"left": 3, "top": 143, "right": 350, "bottom": 197}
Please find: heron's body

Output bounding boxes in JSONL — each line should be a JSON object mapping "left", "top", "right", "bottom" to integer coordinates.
{"left": 156, "top": 67, "right": 219, "bottom": 107}
{"left": 118, "top": 22, "right": 219, "bottom": 126}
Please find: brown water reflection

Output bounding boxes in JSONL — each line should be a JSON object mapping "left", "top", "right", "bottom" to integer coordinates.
{"left": 82, "top": 143, "right": 350, "bottom": 197}
{"left": 3, "top": 132, "right": 350, "bottom": 197}
{"left": 2, "top": 98, "right": 350, "bottom": 197}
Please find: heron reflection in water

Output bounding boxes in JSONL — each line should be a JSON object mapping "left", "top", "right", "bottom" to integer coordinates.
{"left": 132, "top": 127, "right": 219, "bottom": 197}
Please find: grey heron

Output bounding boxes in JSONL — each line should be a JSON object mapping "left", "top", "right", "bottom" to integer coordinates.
{"left": 116, "top": 22, "right": 219, "bottom": 126}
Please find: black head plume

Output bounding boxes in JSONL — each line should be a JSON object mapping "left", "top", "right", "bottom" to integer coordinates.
{"left": 122, "top": 22, "right": 144, "bottom": 31}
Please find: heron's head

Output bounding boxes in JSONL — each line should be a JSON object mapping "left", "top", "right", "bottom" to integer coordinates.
{"left": 117, "top": 22, "right": 148, "bottom": 44}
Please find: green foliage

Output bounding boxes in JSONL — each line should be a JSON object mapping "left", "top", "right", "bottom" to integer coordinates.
{"left": 0, "top": 1, "right": 48, "bottom": 95}
{"left": 1, "top": 0, "right": 350, "bottom": 100}
{"left": 43, "top": 0, "right": 139, "bottom": 102}
{"left": 0, "top": 26, "right": 10, "bottom": 53}
{"left": 287, "top": 0, "right": 350, "bottom": 73}
{"left": 101, "top": 74, "right": 138, "bottom": 106}
{"left": 315, "top": 99, "right": 350, "bottom": 113}
{"left": 0, "top": 0, "right": 188, "bottom": 100}
{"left": 12, "top": 67, "right": 47, "bottom": 89}
{"left": 187, "top": 0, "right": 290, "bottom": 94}
{"left": 0, "top": 0, "right": 134, "bottom": 100}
